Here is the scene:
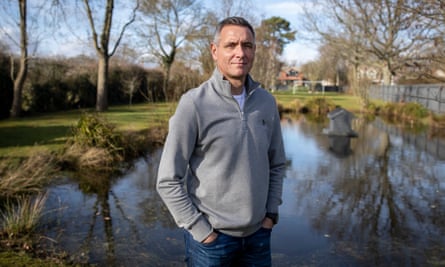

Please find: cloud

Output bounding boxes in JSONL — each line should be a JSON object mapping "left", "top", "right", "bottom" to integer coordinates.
{"left": 263, "top": 1, "right": 306, "bottom": 16}
{"left": 40, "top": 37, "right": 93, "bottom": 58}
{"left": 282, "top": 42, "right": 319, "bottom": 65}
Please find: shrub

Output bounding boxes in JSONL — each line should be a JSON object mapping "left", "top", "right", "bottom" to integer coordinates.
{"left": 303, "top": 97, "right": 336, "bottom": 115}
{"left": 0, "top": 193, "right": 48, "bottom": 239}
{"left": 71, "top": 113, "right": 124, "bottom": 155}
{"left": 401, "top": 102, "right": 428, "bottom": 119}
{"left": 380, "top": 103, "right": 398, "bottom": 118}
{"left": 62, "top": 113, "right": 125, "bottom": 171}
{"left": 380, "top": 102, "right": 429, "bottom": 121}
{"left": 365, "top": 102, "right": 380, "bottom": 115}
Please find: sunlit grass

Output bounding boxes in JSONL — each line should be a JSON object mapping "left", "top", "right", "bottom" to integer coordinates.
{"left": 106, "top": 102, "right": 176, "bottom": 131}
{"left": 0, "top": 94, "right": 441, "bottom": 159}
{"left": 273, "top": 90, "right": 363, "bottom": 112}
{"left": 0, "top": 103, "right": 175, "bottom": 158}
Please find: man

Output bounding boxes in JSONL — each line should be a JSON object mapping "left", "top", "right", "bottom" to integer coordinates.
{"left": 157, "top": 16, "right": 286, "bottom": 266}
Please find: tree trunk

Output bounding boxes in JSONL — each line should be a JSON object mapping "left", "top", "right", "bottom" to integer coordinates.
{"left": 10, "top": 0, "right": 28, "bottom": 118}
{"left": 162, "top": 63, "right": 171, "bottom": 101}
{"left": 11, "top": 55, "right": 27, "bottom": 118}
{"left": 349, "top": 64, "right": 359, "bottom": 96}
{"left": 96, "top": 54, "right": 109, "bottom": 111}
{"left": 382, "top": 67, "right": 392, "bottom": 85}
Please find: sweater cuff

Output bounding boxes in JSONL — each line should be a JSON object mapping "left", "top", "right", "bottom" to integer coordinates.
{"left": 189, "top": 216, "right": 213, "bottom": 242}
{"left": 266, "top": 212, "right": 279, "bottom": 224}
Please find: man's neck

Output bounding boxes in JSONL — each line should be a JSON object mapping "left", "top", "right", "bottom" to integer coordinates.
{"left": 231, "top": 85, "right": 243, "bottom": 95}
{"left": 229, "top": 78, "right": 245, "bottom": 95}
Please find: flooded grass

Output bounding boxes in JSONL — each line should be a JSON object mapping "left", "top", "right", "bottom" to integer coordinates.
{"left": 0, "top": 152, "right": 58, "bottom": 197}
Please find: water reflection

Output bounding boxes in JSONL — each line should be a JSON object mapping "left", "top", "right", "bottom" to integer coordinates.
{"left": 43, "top": 150, "right": 182, "bottom": 266}
{"left": 328, "top": 136, "right": 353, "bottom": 157}
{"left": 279, "top": 117, "right": 445, "bottom": 266}
{"left": 42, "top": 118, "right": 445, "bottom": 266}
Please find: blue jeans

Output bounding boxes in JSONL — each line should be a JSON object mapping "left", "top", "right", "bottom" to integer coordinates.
{"left": 184, "top": 227, "right": 272, "bottom": 267}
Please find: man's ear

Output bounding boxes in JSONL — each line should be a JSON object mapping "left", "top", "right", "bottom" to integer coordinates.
{"left": 210, "top": 43, "right": 218, "bottom": 61}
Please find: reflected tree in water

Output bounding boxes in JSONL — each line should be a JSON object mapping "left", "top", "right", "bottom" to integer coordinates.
{"left": 137, "top": 150, "right": 177, "bottom": 228}
{"left": 75, "top": 171, "right": 117, "bottom": 266}
{"left": 290, "top": 118, "right": 445, "bottom": 265}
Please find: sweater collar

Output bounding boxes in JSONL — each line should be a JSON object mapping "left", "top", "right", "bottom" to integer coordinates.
{"left": 210, "top": 68, "right": 260, "bottom": 97}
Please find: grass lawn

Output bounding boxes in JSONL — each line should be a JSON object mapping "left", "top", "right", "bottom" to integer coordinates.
{"left": 0, "top": 91, "right": 366, "bottom": 158}
{"left": 273, "top": 90, "right": 363, "bottom": 112}
{"left": 0, "top": 103, "right": 176, "bottom": 158}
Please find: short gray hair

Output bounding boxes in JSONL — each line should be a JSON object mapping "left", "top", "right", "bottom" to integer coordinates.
{"left": 213, "top": 17, "right": 255, "bottom": 44}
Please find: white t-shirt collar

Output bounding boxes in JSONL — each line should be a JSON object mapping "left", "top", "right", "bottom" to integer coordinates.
{"left": 233, "top": 87, "right": 246, "bottom": 109}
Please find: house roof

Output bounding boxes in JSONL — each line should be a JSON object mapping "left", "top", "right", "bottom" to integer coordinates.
{"left": 277, "top": 67, "right": 305, "bottom": 81}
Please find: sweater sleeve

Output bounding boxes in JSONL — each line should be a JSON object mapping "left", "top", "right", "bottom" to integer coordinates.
{"left": 266, "top": 102, "right": 286, "bottom": 215}
{"left": 156, "top": 94, "right": 213, "bottom": 242}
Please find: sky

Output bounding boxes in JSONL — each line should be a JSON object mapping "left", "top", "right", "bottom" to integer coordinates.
{"left": 0, "top": 0, "right": 319, "bottom": 66}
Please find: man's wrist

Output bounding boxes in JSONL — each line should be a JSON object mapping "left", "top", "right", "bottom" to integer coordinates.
{"left": 266, "top": 212, "right": 279, "bottom": 224}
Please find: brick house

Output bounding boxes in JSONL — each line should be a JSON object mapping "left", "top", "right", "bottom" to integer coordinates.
{"left": 277, "top": 67, "right": 306, "bottom": 90}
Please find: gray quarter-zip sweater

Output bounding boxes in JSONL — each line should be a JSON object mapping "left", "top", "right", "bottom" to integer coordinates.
{"left": 156, "top": 69, "right": 286, "bottom": 242}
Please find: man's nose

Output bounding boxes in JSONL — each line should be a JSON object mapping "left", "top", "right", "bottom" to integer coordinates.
{"left": 234, "top": 44, "right": 246, "bottom": 57}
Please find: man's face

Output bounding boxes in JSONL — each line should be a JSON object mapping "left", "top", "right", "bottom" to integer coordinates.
{"left": 211, "top": 25, "right": 256, "bottom": 82}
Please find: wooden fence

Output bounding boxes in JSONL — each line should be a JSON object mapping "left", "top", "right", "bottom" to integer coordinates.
{"left": 369, "top": 84, "right": 445, "bottom": 114}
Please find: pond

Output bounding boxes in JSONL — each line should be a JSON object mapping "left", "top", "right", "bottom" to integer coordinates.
{"left": 42, "top": 117, "right": 445, "bottom": 266}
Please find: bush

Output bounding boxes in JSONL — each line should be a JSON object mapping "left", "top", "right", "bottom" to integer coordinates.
{"left": 380, "top": 103, "right": 398, "bottom": 118}
{"left": 365, "top": 102, "right": 380, "bottom": 115}
{"left": 65, "top": 74, "right": 96, "bottom": 108}
{"left": 0, "top": 52, "right": 12, "bottom": 119}
{"left": 303, "top": 97, "right": 336, "bottom": 115}
{"left": 62, "top": 113, "right": 125, "bottom": 171}
{"left": 72, "top": 113, "right": 124, "bottom": 154}
{"left": 400, "top": 102, "right": 428, "bottom": 119}
{"left": 380, "top": 102, "right": 428, "bottom": 121}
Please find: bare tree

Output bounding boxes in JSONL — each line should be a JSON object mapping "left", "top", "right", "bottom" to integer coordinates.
{"left": 139, "top": 0, "right": 205, "bottom": 101}
{"left": 10, "top": 0, "right": 28, "bottom": 117}
{"left": 251, "top": 16, "right": 296, "bottom": 90}
{"left": 401, "top": 0, "right": 445, "bottom": 82}
{"left": 300, "top": 60, "right": 323, "bottom": 91}
{"left": 217, "top": 0, "right": 257, "bottom": 24}
{"left": 194, "top": 11, "right": 219, "bottom": 79}
{"left": 82, "top": 0, "right": 139, "bottom": 111}
{"left": 301, "top": 0, "right": 430, "bottom": 85}
{"left": 0, "top": 0, "right": 51, "bottom": 117}
{"left": 316, "top": 43, "right": 348, "bottom": 86}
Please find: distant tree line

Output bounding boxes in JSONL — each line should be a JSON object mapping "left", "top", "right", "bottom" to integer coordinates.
{"left": 0, "top": 50, "right": 206, "bottom": 119}
{"left": 0, "top": 0, "right": 296, "bottom": 119}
